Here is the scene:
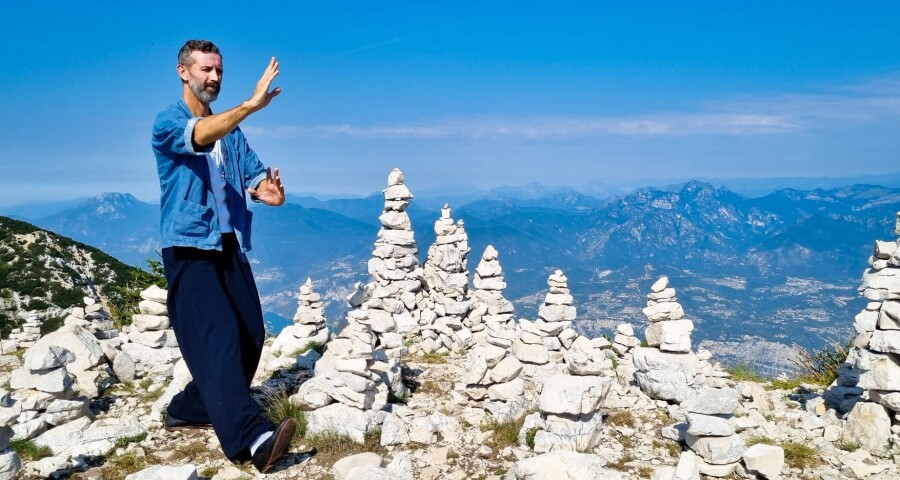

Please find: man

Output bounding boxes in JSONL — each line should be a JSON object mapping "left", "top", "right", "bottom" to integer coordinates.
{"left": 150, "top": 39, "right": 294, "bottom": 474}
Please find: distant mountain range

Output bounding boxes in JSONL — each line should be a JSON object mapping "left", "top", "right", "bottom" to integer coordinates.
{"left": 4, "top": 180, "right": 897, "bottom": 374}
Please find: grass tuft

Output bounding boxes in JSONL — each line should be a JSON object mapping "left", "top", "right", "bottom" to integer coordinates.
{"left": 261, "top": 387, "right": 308, "bottom": 442}
{"left": 10, "top": 439, "right": 52, "bottom": 461}
{"left": 303, "top": 429, "right": 384, "bottom": 468}
{"left": 525, "top": 427, "right": 539, "bottom": 450}
{"left": 836, "top": 438, "right": 861, "bottom": 452}
{"left": 100, "top": 451, "right": 150, "bottom": 480}
{"left": 481, "top": 416, "right": 526, "bottom": 450}
{"left": 416, "top": 352, "right": 449, "bottom": 364}
{"left": 781, "top": 441, "right": 821, "bottom": 469}
{"left": 606, "top": 409, "right": 636, "bottom": 428}
{"left": 726, "top": 363, "right": 766, "bottom": 382}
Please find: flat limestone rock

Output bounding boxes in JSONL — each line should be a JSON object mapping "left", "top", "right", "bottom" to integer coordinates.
{"left": 507, "top": 450, "right": 621, "bottom": 480}
{"left": 843, "top": 402, "right": 892, "bottom": 456}
{"left": 539, "top": 374, "right": 610, "bottom": 416}
{"left": 124, "top": 465, "right": 197, "bottom": 480}
{"left": 139, "top": 285, "right": 168, "bottom": 304}
{"left": 742, "top": 444, "right": 784, "bottom": 480}
{"left": 305, "top": 403, "right": 388, "bottom": 444}
{"left": 32, "top": 325, "right": 106, "bottom": 372}
{"left": 685, "top": 433, "right": 745, "bottom": 465}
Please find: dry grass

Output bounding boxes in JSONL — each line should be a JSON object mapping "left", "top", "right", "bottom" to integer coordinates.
{"left": 303, "top": 429, "right": 385, "bottom": 468}
{"left": 99, "top": 451, "right": 152, "bottom": 480}
{"left": 481, "top": 416, "right": 526, "bottom": 450}
{"left": 606, "top": 409, "right": 636, "bottom": 428}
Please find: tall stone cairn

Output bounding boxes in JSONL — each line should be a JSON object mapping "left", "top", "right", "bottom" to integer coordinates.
{"left": 642, "top": 276, "right": 693, "bottom": 353}
{"left": 271, "top": 277, "right": 330, "bottom": 358}
{"left": 833, "top": 211, "right": 900, "bottom": 456}
{"left": 419, "top": 204, "right": 473, "bottom": 353}
{"left": 365, "top": 168, "right": 425, "bottom": 339}
{"left": 512, "top": 270, "right": 578, "bottom": 366}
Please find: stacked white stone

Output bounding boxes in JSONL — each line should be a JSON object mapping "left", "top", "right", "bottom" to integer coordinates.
{"left": 270, "top": 277, "right": 330, "bottom": 367}
{"left": 60, "top": 297, "right": 117, "bottom": 340}
{"left": 292, "top": 307, "right": 389, "bottom": 412}
{"left": 642, "top": 276, "right": 693, "bottom": 353}
{"left": 361, "top": 168, "right": 425, "bottom": 342}
{"left": 458, "top": 341, "right": 526, "bottom": 422}
{"left": 612, "top": 322, "right": 640, "bottom": 355}
{"left": 512, "top": 270, "right": 577, "bottom": 365}
{"left": 8, "top": 313, "right": 43, "bottom": 348}
{"left": 0, "top": 389, "right": 23, "bottom": 480}
{"left": 120, "top": 285, "right": 181, "bottom": 377}
{"left": 681, "top": 387, "right": 746, "bottom": 475}
{"left": 518, "top": 373, "right": 611, "bottom": 453}
{"left": 833, "top": 212, "right": 900, "bottom": 448}
{"left": 419, "top": 204, "right": 473, "bottom": 353}
{"left": 468, "top": 245, "right": 516, "bottom": 348}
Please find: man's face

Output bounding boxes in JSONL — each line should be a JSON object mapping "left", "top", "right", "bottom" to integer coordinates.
{"left": 180, "top": 51, "right": 223, "bottom": 104}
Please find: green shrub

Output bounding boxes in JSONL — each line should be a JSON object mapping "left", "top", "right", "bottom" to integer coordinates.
{"left": 789, "top": 339, "right": 851, "bottom": 386}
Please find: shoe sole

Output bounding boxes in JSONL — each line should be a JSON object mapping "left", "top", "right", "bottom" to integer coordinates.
{"left": 260, "top": 418, "right": 296, "bottom": 473}
{"left": 164, "top": 424, "right": 214, "bottom": 432}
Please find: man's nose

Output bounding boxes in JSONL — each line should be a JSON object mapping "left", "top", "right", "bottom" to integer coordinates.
{"left": 209, "top": 70, "right": 220, "bottom": 82}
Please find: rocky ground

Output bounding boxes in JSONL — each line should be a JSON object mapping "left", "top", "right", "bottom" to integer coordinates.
{"left": 2, "top": 344, "right": 899, "bottom": 480}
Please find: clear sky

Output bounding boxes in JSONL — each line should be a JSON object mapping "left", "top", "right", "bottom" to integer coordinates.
{"left": 1, "top": 1, "right": 899, "bottom": 206}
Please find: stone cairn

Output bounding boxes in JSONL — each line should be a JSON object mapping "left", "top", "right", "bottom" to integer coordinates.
{"left": 63, "top": 297, "right": 118, "bottom": 341}
{"left": 8, "top": 344, "right": 80, "bottom": 442}
{"left": 519, "top": 373, "right": 611, "bottom": 453}
{"left": 833, "top": 212, "right": 900, "bottom": 457}
{"left": 512, "top": 270, "right": 578, "bottom": 366}
{"left": 680, "top": 386, "right": 746, "bottom": 476}
{"left": 119, "top": 286, "right": 181, "bottom": 381}
{"left": 270, "top": 278, "right": 329, "bottom": 370}
{"left": 8, "top": 313, "right": 43, "bottom": 349}
{"left": 643, "top": 276, "right": 693, "bottom": 353}
{"left": 363, "top": 168, "right": 425, "bottom": 340}
{"left": 633, "top": 276, "right": 703, "bottom": 404}
{"left": 418, "top": 204, "right": 473, "bottom": 353}
{"left": 468, "top": 245, "right": 516, "bottom": 347}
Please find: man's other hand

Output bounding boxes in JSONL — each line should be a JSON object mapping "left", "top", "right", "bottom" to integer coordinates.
{"left": 248, "top": 167, "right": 286, "bottom": 206}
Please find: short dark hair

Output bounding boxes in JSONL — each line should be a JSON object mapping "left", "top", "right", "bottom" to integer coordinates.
{"left": 178, "top": 39, "right": 221, "bottom": 66}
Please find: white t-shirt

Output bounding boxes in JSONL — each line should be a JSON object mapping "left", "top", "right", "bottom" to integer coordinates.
{"left": 206, "top": 140, "right": 234, "bottom": 233}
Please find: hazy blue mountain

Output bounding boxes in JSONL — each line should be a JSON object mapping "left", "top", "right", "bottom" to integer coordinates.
{"left": 13, "top": 181, "right": 900, "bottom": 371}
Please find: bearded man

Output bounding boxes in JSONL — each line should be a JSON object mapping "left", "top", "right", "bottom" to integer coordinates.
{"left": 150, "top": 39, "right": 294, "bottom": 473}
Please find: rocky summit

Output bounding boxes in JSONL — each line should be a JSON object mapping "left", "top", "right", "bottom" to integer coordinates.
{"left": 3, "top": 170, "right": 900, "bottom": 479}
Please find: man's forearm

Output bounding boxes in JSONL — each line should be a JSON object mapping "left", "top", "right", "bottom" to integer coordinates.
{"left": 192, "top": 101, "right": 257, "bottom": 147}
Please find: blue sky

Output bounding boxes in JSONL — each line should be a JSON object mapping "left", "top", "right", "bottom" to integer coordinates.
{"left": 1, "top": 1, "right": 899, "bottom": 206}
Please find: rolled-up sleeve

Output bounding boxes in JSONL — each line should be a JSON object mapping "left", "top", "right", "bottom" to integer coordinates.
{"left": 152, "top": 110, "right": 214, "bottom": 157}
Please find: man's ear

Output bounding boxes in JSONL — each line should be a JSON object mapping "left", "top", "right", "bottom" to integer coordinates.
{"left": 177, "top": 64, "right": 190, "bottom": 82}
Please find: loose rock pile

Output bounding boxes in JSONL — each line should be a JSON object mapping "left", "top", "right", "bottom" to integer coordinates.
{"left": 512, "top": 270, "right": 578, "bottom": 366}
{"left": 269, "top": 277, "right": 329, "bottom": 370}
{"left": 419, "top": 204, "right": 473, "bottom": 353}
{"left": 458, "top": 340, "right": 527, "bottom": 422}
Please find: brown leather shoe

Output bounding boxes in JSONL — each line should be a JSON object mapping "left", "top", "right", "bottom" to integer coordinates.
{"left": 251, "top": 418, "right": 296, "bottom": 473}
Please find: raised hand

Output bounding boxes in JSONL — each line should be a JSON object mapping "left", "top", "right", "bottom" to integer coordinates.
{"left": 247, "top": 167, "right": 285, "bottom": 206}
{"left": 246, "top": 57, "right": 281, "bottom": 112}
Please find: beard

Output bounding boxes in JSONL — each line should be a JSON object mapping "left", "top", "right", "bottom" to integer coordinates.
{"left": 189, "top": 77, "right": 220, "bottom": 104}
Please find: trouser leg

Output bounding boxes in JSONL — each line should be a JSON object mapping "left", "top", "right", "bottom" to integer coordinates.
{"left": 162, "top": 244, "right": 274, "bottom": 460}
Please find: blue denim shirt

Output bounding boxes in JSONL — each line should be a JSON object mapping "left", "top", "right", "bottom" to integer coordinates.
{"left": 151, "top": 99, "right": 267, "bottom": 253}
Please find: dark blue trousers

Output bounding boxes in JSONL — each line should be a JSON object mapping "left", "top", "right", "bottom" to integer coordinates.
{"left": 162, "top": 233, "right": 274, "bottom": 460}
